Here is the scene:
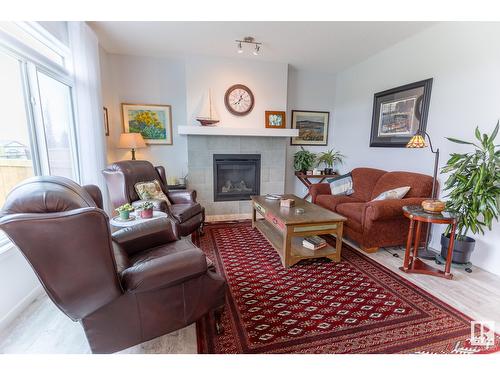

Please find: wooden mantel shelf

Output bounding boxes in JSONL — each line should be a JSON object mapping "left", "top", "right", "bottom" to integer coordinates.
{"left": 178, "top": 126, "right": 299, "bottom": 137}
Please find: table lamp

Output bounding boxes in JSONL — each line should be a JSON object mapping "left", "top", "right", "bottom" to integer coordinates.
{"left": 406, "top": 131, "right": 440, "bottom": 259}
{"left": 118, "top": 133, "right": 146, "bottom": 160}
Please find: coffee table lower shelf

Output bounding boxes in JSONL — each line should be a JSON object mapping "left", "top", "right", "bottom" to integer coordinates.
{"left": 254, "top": 219, "right": 341, "bottom": 267}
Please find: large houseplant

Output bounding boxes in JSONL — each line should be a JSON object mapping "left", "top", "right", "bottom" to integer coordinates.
{"left": 440, "top": 122, "right": 500, "bottom": 263}
{"left": 293, "top": 147, "right": 316, "bottom": 172}
{"left": 316, "top": 149, "right": 345, "bottom": 174}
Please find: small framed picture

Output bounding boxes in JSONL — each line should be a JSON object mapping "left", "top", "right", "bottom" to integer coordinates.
{"left": 103, "top": 107, "right": 109, "bottom": 136}
{"left": 121, "top": 103, "right": 173, "bottom": 145}
{"left": 290, "top": 110, "right": 329, "bottom": 146}
{"left": 370, "top": 78, "right": 433, "bottom": 147}
{"left": 265, "top": 111, "right": 286, "bottom": 129}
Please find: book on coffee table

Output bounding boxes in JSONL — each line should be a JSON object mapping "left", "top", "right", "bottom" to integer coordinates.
{"left": 302, "top": 236, "right": 327, "bottom": 250}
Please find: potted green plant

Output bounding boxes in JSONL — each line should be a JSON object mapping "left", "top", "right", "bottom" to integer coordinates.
{"left": 139, "top": 201, "right": 154, "bottom": 219}
{"left": 440, "top": 122, "right": 500, "bottom": 263}
{"left": 116, "top": 203, "right": 135, "bottom": 220}
{"left": 293, "top": 147, "right": 316, "bottom": 173}
{"left": 316, "top": 149, "right": 345, "bottom": 174}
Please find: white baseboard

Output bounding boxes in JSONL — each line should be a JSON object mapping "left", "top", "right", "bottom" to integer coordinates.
{"left": 0, "top": 286, "right": 44, "bottom": 333}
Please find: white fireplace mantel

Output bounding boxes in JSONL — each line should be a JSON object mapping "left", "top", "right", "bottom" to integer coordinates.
{"left": 178, "top": 126, "right": 298, "bottom": 137}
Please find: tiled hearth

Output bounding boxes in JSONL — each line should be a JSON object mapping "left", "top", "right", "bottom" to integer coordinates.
{"left": 187, "top": 136, "right": 287, "bottom": 215}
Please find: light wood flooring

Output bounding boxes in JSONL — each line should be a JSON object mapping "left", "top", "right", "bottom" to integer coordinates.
{"left": 1, "top": 214, "right": 499, "bottom": 354}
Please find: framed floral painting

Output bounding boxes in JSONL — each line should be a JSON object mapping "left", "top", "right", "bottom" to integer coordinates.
{"left": 121, "top": 103, "right": 173, "bottom": 145}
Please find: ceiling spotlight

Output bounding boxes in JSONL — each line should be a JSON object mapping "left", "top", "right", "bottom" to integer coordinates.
{"left": 235, "top": 36, "right": 262, "bottom": 56}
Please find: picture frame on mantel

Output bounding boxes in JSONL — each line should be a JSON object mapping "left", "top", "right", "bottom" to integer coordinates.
{"left": 265, "top": 111, "right": 286, "bottom": 129}
{"left": 370, "top": 78, "right": 433, "bottom": 147}
{"left": 290, "top": 110, "right": 329, "bottom": 146}
{"left": 121, "top": 103, "right": 173, "bottom": 145}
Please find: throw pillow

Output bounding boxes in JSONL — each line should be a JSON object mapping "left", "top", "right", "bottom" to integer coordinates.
{"left": 327, "top": 173, "right": 354, "bottom": 196}
{"left": 371, "top": 186, "right": 411, "bottom": 201}
{"left": 134, "top": 180, "right": 171, "bottom": 206}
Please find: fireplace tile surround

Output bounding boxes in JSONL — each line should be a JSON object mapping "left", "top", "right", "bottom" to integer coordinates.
{"left": 187, "top": 136, "right": 287, "bottom": 215}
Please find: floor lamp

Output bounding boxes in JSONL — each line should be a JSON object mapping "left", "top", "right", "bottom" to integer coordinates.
{"left": 406, "top": 132, "right": 440, "bottom": 259}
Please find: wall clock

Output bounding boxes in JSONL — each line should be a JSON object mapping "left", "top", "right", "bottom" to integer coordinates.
{"left": 224, "top": 84, "right": 255, "bottom": 116}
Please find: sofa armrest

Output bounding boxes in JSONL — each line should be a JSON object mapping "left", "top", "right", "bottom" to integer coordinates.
{"left": 167, "top": 189, "right": 197, "bottom": 204}
{"left": 365, "top": 198, "right": 426, "bottom": 221}
{"left": 309, "top": 183, "right": 331, "bottom": 203}
{"left": 131, "top": 199, "right": 170, "bottom": 213}
{"left": 112, "top": 217, "right": 179, "bottom": 256}
{"left": 121, "top": 242, "right": 208, "bottom": 292}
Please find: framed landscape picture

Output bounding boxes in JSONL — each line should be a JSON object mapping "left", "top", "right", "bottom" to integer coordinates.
{"left": 370, "top": 78, "right": 433, "bottom": 147}
{"left": 121, "top": 103, "right": 173, "bottom": 145}
{"left": 290, "top": 110, "right": 329, "bottom": 146}
{"left": 265, "top": 111, "right": 286, "bottom": 129}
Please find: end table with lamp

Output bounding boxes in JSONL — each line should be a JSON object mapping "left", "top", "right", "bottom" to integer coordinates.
{"left": 400, "top": 205, "right": 457, "bottom": 279}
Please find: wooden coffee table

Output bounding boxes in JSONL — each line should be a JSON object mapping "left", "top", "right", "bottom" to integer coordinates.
{"left": 251, "top": 194, "right": 347, "bottom": 268}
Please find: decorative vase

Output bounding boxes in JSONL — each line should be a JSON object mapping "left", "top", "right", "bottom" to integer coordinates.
{"left": 140, "top": 208, "right": 153, "bottom": 219}
{"left": 324, "top": 167, "right": 333, "bottom": 175}
{"left": 119, "top": 211, "right": 130, "bottom": 220}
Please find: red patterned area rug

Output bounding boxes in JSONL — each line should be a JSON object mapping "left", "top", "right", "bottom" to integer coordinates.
{"left": 193, "top": 220, "right": 499, "bottom": 354}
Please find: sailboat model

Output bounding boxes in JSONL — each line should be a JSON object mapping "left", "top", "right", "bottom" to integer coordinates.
{"left": 196, "top": 90, "right": 219, "bottom": 126}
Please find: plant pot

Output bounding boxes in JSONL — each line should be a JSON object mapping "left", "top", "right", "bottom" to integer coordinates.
{"left": 119, "top": 211, "right": 130, "bottom": 220}
{"left": 440, "top": 233, "right": 475, "bottom": 264}
{"left": 140, "top": 208, "right": 153, "bottom": 219}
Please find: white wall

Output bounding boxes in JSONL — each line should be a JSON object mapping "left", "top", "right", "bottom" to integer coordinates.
{"left": 101, "top": 52, "right": 189, "bottom": 179}
{"left": 185, "top": 56, "right": 288, "bottom": 129}
{"left": 285, "top": 66, "right": 337, "bottom": 196}
{"left": 0, "top": 249, "right": 41, "bottom": 332}
{"left": 332, "top": 22, "right": 500, "bottom": 275}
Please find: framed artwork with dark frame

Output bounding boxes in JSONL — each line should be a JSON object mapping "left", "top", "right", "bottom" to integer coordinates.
{"left": 265, "top": 111, "right": 286, "bottom": 129}
{"left": 290, "top": 110, "right": 330, "bottom": 146}
{"left": 103, "top": 107, "right": 109, "bottom": 136}
{"left": 370, "top": 78, "right": 433, "bottom": 147}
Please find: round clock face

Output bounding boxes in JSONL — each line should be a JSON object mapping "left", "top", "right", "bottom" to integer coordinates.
{"left": 224, "top": 84, "right": 255, "bottom": 116}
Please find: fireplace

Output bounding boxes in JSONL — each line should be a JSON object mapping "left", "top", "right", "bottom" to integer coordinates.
{"left": 213, "top": 154, "right": 261, "bottom": 201}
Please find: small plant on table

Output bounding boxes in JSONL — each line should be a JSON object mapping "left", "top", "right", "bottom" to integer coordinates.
{"left": 116, "top": 203, "right": 134, "bottom": 220}
{"left": 139, "top": 201, "right": 155, "bottom": 219}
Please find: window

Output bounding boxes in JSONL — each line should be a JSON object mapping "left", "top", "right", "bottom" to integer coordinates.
{"left": 0, "top": 22, "right": 79, "bottom": 252}
{"left": 36, "top": 71, "right": 78, "bottom": 179}
{"left": 0, "top": 52, "right": 35, "bottom": 208}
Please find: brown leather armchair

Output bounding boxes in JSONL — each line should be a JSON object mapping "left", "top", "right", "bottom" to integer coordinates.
{"left": 0, "top": 176, "right": 226, "bottom": 353}
{"left": 103, "top": 160, "right": 205, "bottom": 237}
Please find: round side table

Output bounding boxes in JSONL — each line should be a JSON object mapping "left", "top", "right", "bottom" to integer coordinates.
{"left": 110, "top": 210, "right": 167, "bottom": 228}
{"left": 400, "top": 205, "right": 457, "bottom": 280}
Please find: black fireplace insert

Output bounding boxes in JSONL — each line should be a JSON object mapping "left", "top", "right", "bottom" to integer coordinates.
{"left": 213, "top": 154, "right": 261, "bottom": 201}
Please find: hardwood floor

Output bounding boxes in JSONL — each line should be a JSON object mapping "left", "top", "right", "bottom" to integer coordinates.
{"left": 1, "top": 215, "right": 499, "bottom": 354}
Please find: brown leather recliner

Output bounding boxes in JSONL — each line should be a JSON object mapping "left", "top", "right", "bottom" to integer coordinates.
{"left": 0, "top": 176, "right": 226, "bottom": 354}
{"left": 103, "top": 160, "right": 205, "bottom": 237}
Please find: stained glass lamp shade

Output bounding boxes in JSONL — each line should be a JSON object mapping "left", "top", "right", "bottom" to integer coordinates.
{"left": 406, "top": 134, "right": 426, "bottom": 148}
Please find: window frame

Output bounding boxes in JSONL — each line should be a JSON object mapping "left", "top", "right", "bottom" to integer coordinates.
{"left": 0, "top": 23, "right": 80, "bottom": 254}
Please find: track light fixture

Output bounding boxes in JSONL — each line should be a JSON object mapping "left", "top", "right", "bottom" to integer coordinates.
{"left": 235, "top": 36, "right": 262, "bottom": 55}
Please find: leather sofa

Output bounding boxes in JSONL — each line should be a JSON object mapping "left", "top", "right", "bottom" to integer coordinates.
{"left": 103, "top": 160, "right": 205, "bottom": 237}
{"left": 0, "top": 176, "right": 226, "bottom": 353}
{"left": 310, "top": 168, "right": 433, "bottom": 252}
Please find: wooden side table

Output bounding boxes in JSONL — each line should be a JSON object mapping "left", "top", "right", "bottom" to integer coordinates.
{"left": 400, "top": 205, "right": 457, "bottom": 280}
{"left": 294, "top": 171, "right": 337, "bottom": 200}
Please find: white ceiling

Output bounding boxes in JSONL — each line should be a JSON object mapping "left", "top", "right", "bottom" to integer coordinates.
{"left": 89, "top": 21, "right": 435, "bottom": 73}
